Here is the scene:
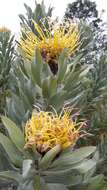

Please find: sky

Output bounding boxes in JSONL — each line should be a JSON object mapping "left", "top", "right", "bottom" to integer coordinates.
{"left": 0, "top": 0, "right": 107, "bottom": 34}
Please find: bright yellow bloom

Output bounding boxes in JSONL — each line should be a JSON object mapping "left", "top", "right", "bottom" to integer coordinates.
{"left": 0, "top": 27, "right": 10, "bottom": 33}
{"left": 20, "top": 20, "right": 79, "bottom": 71}
{"left": 25, "top": 110, "right": 83, "bottom": 154}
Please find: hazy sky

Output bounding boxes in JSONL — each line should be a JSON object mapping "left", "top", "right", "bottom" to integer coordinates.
{"left": 0, "top": 0, "right": 107, "bottom": 33}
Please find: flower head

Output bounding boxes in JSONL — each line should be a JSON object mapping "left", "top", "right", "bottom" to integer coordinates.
{"left": 0, "top": 27, "right": 10, "bottom": 33}
{"left": 20, "top": 20, "right": 79, "bottom": 74}
{"left": 25, "top": 110, "right": 83, "bottom": 154}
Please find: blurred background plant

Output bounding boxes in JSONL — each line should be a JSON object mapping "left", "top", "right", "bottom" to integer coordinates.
{"left": 0, "top": 27, "right": 15, "bottom": 115}
{"left": 0, "top": 27, "right": 16, "bottom": 190}
{"left": 64, "top": 0, "right": 107, "bottom": 64}
{"left": 82, "top": 54, "right": 107, "bottom": 132}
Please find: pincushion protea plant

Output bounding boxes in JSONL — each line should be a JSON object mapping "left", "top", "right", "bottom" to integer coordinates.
{"left": 0, "top": 109, "right": 106, "bottom": 190}
{"left": 0, "top": 27, "right": 10, "bottom": 33}
{"left": 19, "top": 19, "right": 79, "bottom": 74}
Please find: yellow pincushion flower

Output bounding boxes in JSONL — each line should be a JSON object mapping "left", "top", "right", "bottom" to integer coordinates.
{"left": 20, "top": 20, "right": 79, "bottom": 74}
{"left": 25, "top": 110, "right": 83, "bottom": 154}
{"left": 0, "top": 27, "right": 10, "bottom": 33}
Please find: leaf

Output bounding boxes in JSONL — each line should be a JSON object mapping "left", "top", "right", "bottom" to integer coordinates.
{"left": 49, "top": 76, "right": 57, "bottom": 97}
{"left": 72, "top": 159, "right": 96, "bottom": 174}
{"left": 33, "top": 175, "right": 41, "bottom": 190}
{"left": 22, "top": 160, "right": 33, "bottom": 178}
{"left": 34, "top": 176, "right": 50, "bottom": 190}
{"left": 57, "top": 50, "right": 67, "bottom": 83}
{"left": 79, "top": 65, "right": 93, "bottom": 78}
{"left": 18, "top": 181, "right": 34, "bottom": 190}
{"left": 0, "top": 132, "right": 23, "bottom": 167}
{"left": 24, "top": 3, "right": 32, "bottom": 18}
{"left": 64, "top": 70, "right": 80, "bottom": 91}
{"left": 42, "top": 76, "right": 57, "bottom": 99}
{"left": 42, "top": 77, "right": 50, "bottom": 98}
{"left": 20, "top": 88, "right": 32, "bottom": 110}
{"left": 49, "top": 91, "right": 66, "bottom": 111}
{"left": 43, "top": 169, "right": 82, "bottom": 186}
{"left": 68, "top": 174, "right": 106, "bottom": 190}
{"left": 47, "top": 183, "right": 68, "bottom": 190}
{"left": 0, "top": 145, "right": 11, "bottom": 170}
{"left": 0, "top": 171, "right": 22, "bottom": 183}
{"left": 1, "top": 116, "right": 25, "bottom": 151}
{"left": 86, "top": 174, "right": 105, "bottom": 190}
{"left": 50, "top": 146, "right": 96, "bottom": 170}
{"left": 42, "top": 62, "right": 52, "bottom": 78}
{"left": 39, "top": 145, "right": 61, "bottom": 170}
{"left": 31, "top": 48, "right": 43, "bottom": 86}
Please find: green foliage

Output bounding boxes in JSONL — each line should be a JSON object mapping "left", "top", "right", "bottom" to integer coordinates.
{"left": 0, "top": 30, "right": 15, "bottom": 115}
{"left": 6, "top": 49, "right": 90, "bottom": 125}
{"left": 0, "top": 132, "right": 23, "bottom": 167}
{"left": 64, "top": 0, "right": 107, "bottom": 64}
{"left": 81, "top": 54, "right": 107, "bottom": 132}
{"left": 1, "top": 116, "right": 25, "bottom": 151}
{"left": 65, "top": 0, "right": 99, "bottom": 23}
{"left": 69, "top": 174, "right": 107, "bottom": 190}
